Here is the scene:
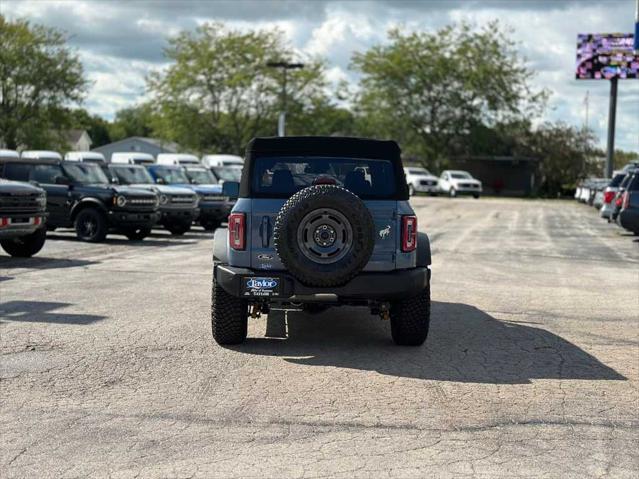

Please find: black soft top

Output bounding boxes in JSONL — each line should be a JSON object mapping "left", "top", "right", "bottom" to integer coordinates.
{"left": 240, "top": 136, "right": 408, "bottom": 199}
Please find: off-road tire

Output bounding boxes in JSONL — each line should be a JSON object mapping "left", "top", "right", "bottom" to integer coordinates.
{"left": 166, "top": 221, "right": 191, "bottom": 236}
{"left": 211, "top": 275, "right": 248, "bottom": 345}
{"left": 202, "top": 220, "right": 220, "bottom": 231}
{"left": 125, "top": 226, "right": 151, "bottom": 241}
{"left": 74, "top": 208, "right": 108, "bottom": 242}
{"left": 390, "top": 284, "right": 431, "bottom": 346}
{"left": 0, "top": 228, "right": 47, "bottom": 257}
{"left": 273, "top": 185, "right": 375, "bottom": 287}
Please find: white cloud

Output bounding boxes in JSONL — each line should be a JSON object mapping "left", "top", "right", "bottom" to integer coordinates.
{"left": 2, "top": 0, "right": 637, "bottom": 151}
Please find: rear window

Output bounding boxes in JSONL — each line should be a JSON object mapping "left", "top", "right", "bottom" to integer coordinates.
{"left": 252, "top": 156, "right": 396, "bottom": 199}
{"left": 609, "top": 174, "right": 625, "bottom": 187}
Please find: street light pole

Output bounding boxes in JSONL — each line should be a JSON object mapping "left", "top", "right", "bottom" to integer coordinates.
{"left": 266, "top": 61, "right": 304, "bottom": 137}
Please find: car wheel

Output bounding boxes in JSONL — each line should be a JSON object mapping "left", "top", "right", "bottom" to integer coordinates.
{"left": 390, "top": 284, "right": 431, "bottom": 346}
{"left": 473, "top": 193, "right": 480, "bottom": 199}
{"left": 0, "top": 228, "right": 47, "bottom": 257}
{"left": 74, "top": 208, "right": 107, "bottom": 242}
{"left": 449, "top": 187, "right": 457, "bottom": 198}
{"left": 408, "top": 184, "right": 415, "bottom": 196}
{"left": 274, "top": 185, "right": 375, "bottom": 287}
{"left": 202, "top": 220, "right": 220, "bottom": 231}
{"left": 166, "top": 222, "right": 191, "bottom": 236}
{"left": 211, "top": 276, "right": 248, "bottom": 345}
{"left": 124, "top": 226, "right": 151, "bottom": 241}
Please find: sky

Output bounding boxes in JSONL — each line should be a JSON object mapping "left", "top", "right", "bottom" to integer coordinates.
{"left": 2, "top": 0, "right": 638, "bottom": 152}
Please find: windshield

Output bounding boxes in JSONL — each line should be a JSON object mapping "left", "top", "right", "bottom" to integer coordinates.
{"left": 150, "top": 166, "right": 189, "bottom": 184}
{"left": 212, "top": 166, "right": 242, "bottom": 182}
{"left": 252, "top": 156, "right": 396, "bottom": 199}
{"left": 185, "top": 168, "right": 217, "bottom": 184}
{"left": 63, "top": 163, "right": 109, "bottom": 184}
{"left": 408, "top": 168, "right": 431, "bottom": 176}
{"left": 451, "top": 172, "right": 472, "bottom": 179}
{"left": 110, "top": 165, "right": 154, "bottom": 184}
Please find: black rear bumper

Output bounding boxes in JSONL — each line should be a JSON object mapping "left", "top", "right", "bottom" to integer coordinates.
{"left": 214, "top": 264, "right": 430, "bottom": 301}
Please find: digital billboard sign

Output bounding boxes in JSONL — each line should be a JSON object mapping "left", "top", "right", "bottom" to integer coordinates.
{"left": 576, "top": 33, "right": 638, "bottom": 79}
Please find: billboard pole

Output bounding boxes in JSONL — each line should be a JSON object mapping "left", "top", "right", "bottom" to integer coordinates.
{"left": 605, "top": 77, "right": 618, "bottom": 178}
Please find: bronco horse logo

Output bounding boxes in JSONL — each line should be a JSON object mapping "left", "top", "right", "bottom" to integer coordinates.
{"left": 379, "top": 225, "right": 391, "bottom": 239}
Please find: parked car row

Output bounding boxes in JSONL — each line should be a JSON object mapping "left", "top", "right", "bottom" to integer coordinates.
{"left": 404, "top": 166, "right": 482, "bottom": 198}
{"left": 0, "top": 149, "right": 243, "bottom": 256}
{"left": 575, "top": 162, "right": 639, "bottom": 236}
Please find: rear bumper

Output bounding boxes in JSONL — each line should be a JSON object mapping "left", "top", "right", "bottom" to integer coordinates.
{"left": 214, "top": 264, "right": 430, "bottom": 301}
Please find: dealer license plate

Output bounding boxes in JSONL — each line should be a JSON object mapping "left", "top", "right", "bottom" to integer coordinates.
{"left": 242, "top": 277, "right": 281, "bottom": 297}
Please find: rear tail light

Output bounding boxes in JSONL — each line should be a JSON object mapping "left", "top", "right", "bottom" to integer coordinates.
{"left": 603, "top": 191, "right": 615, "bottom": 204}
{"left": 0, "top": 218, "right": 8, "bottom": 228}
{"left": 228, "top": 213, "right": 245, "bottom": 250}
{"left": 401, "top": 215, "right": 417, "bottom": 252}
{"left": 622, "top": 191, "right": 630, "bottom": 209}
{"left": 615, "top": 195, "right": 623, "bottom": 207}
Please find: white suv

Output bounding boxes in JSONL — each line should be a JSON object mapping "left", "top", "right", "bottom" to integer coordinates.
{"left": 438, "top": 170, "right": 482, "bottom": 198}
{"left": 403, "top": 166, "right": 439, "bottom": 196}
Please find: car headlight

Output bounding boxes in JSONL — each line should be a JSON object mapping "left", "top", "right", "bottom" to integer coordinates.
{"left": 36, "top": 194, "right": 47, "bottom": 206}
{"left": 159, "top": 194, "right": 169, "bottom": 205}
{"left": 115, "top": 195, "right": 127, "bottom": 207}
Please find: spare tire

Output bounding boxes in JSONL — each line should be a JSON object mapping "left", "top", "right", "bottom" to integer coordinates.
{"left": 273, "top": 185, "right": 374, "bottom": 287}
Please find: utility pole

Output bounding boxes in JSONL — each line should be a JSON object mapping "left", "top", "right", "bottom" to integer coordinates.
{"left": 605, "top": 77, "right": 618, "bottom": 179}
{"left": 266, "top": 61, "right": 304, "bottom": 137}
{"left": 583, "top": 90, "right": 589, "bottom": 130}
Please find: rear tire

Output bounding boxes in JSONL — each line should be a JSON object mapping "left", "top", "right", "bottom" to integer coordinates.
{"left": 0, "top": 228, "right": 47, "bottom": 257}
{"left": 125, "top": 226, "right": 151, "bottom": 241}
{"left": 473, "top": 193, "right": 480, "bottom": 199}
{"left": 166, "top": 222, "right": 191, "bottom": 236}
{"left": 74, "top": 208, "right": 107, "bottom": 242}
{"left": 390, "top": 284, "right": 431, "bottom": 346}
{"left": 449, "top": 188, "right": 457, "bottom": 198}
{"left": 202, "top": 220, "right": 220, "bottom": 231}
{"left": 211, "top": 276, "right": 248, "bottom": 345}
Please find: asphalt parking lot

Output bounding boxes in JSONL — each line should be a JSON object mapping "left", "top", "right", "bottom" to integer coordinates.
{"left": 1, "top": 196, "right": 637, "bottom": 478}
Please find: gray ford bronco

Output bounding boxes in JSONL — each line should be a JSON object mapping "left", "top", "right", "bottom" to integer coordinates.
{"left": 212, "top": 137, "right": 431, "bottom": 346}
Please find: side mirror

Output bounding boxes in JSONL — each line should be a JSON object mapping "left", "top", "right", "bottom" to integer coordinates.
{"left": 110, "top": 177, "right": 119, "bottom": 184}
{"left": 222, "top": 181, "right": 240, "bottom": 199}
{"left": 55, "top": 176, "right": 70, "bottom": 185}
{"left": 156, "top": 178, "right": 166, "bottom": 185}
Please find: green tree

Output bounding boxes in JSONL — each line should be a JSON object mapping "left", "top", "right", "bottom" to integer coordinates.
{"left": 0, "top": 15, "right": 88, "bottom": 149}
{"left": 520, "top": 122, "right": 597, "bottom": 196}
{"left": 351, "top": 21, "right": 547, "bottom": 169}
{"left": 148, "top": 23, "right": 329, "bottom": 154}
{"left": 70, "top": 108, "right": 112, "bottom": 148}
{"left": 109, "top": 104, "right": 156, "bottom": 141}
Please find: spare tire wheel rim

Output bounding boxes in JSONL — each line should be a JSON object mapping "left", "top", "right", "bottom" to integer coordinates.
{"left": 296, "top": 208, "right": 353, "bottom": 264}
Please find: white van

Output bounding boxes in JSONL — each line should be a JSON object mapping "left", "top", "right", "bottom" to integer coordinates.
{"left": 21, "top": 150, "right": 63, "bottom": 161}
{"left": 0, "top": 149, "right": 19, "bottom": 160}
{"left": 201, "top": 154, "right": 244, "bottom": 168}
{"left": 111, "top": 152, "right": 155, "bottom": 165}
{"left": 65, "top": 151, "right": 106, "bottom": 164}
{"left": 156, "top": 153, "right": 200, "bottom": 166}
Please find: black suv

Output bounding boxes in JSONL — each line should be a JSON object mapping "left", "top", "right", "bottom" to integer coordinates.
{"left": 0, "top": 179, "right": 48, "bottom": 257}
{"left": 0, "top": 155, "right": 160, "bottom": 242}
